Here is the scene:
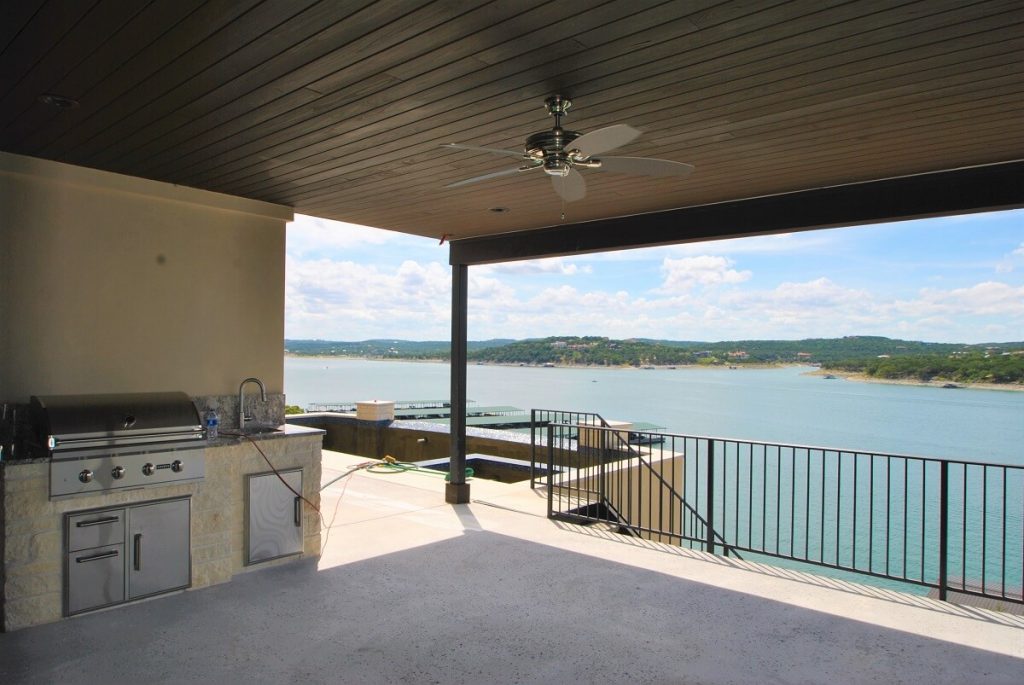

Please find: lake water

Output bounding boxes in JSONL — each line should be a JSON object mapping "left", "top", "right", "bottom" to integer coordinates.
{"left": 287, "top": 356, "right": 1023, "bottom": 595}
{"left": 285, "top": 357, "right": 1023, "bottom": 465}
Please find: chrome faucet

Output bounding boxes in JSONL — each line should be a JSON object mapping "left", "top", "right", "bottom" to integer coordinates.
{"left": 238, "top": 377, "right": 267, "bottom": 430}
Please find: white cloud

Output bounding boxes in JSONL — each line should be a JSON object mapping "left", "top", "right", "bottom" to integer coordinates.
{"left": 907, "top": 282, "right": 1024, "bottom": 317}
{"left": 284, "top": 208, "right": 1024, "bottom": 343}
{"left": 287, "top": 216, "right": 390, "bottom": 254}
{"left": 286, "top": 256, "right": 451, "bottom": 339}
{"left": 457, "top": 269, "right": 1024, "bottom": 343}
{"left": 286, "top": 214, "right": 435, "bottom": 259}
{"left": 995, "top": 242, "right": 1024, "bottom": 273}
{"left": 656, "top": 256, "right": 752, "bottom": 293}
{"left": 478, "top": 257, "right": 591, "bottom": 276}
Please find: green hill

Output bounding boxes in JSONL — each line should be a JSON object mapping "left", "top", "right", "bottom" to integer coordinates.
{"left": 284, "top": 336, "right": 1024, "bottom": 384}
{"left": 284, "top": 338, "right": 512, "bottom": 359}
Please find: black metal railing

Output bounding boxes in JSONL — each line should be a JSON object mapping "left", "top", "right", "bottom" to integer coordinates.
{"left": 545, "top": 422, "right": 1024, "bottom": 605}
{"left": 543, "top": 422, "right": 734, "bottom": 555}
{"left": 529, "top": 409, "right": 637, "bottom": 488}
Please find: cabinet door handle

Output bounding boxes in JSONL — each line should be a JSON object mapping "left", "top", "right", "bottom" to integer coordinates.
{"left": 133, "top": 533, "right": 143, "bottom": 571}
{"left": 76, "top": 550, "right": 119, "bottom": 564}
{"left": 294, "top": 496, "right": 301, "bottom": 527}
{"left": 76, "top": 516, "right": 119, "bottom": 528}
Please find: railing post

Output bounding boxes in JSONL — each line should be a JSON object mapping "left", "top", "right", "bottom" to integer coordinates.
{"left": 706, "top": 439, "right": 716, "bottom": 555}
{"left": 939, "top": 460, "right": 949, "bottom": 601}
{"left": 546, "top": 423, "right": 554, "bottom": 518}
{"left": 530, "top": 409, "right": 537, "bottom": 489}
{"left": 599, "top": 425, "right": 607, "bottom": 512}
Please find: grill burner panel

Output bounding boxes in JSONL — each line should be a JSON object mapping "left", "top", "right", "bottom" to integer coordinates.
{"left": 50, "top": 449, "right": 205, "bottom": 498}
{"left": 31, "top": 392, "right": 207, "bottom": 499}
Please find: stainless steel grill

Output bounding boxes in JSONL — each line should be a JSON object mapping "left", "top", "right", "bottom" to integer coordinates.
{"left": 31, "top": 392, "right": 206, "bottom": 498}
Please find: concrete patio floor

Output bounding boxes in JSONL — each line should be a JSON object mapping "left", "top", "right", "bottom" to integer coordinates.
{"left": 2, "top": 449, "right": 1022, "bottom": 684}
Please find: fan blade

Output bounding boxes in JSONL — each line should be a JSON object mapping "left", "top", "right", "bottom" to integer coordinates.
{"left": 441, "top": 143, "right": 526, "bottom": 159}
{"left": 446, "top": 164, "right": 539, "bottom": 188}
{"left": 569, "top": 124, "right": 641, "bottom": 157}
{"left": 551, "top": 168, "right": 586, "bottom": 202}
{"left": 597, "top": 156, "right": 694, "bottom": 177}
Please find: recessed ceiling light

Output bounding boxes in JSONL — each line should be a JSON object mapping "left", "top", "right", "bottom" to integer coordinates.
{"left": 38, "top": 93, "right": 79, "bottom": 110}
{"left": 489, "top": 207, "right": 510, "bottom": 214}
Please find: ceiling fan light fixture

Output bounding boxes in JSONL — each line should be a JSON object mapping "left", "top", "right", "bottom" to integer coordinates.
{"left": 543, "top": 159, "right": 571, "bottom": 177}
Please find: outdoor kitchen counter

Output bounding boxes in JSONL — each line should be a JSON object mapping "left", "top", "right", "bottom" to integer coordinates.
{"left": 1, "top": 428, "right": 324, "bottom": 631}
{"left": 207, "top": 421, "right": 324, "bottom": 446}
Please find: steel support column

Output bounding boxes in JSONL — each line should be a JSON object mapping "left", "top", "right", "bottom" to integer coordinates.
{"left": 446, "top": 261, "right": 470, "bottom": 503}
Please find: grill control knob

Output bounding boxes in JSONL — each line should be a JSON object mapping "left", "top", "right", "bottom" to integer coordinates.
{"left": 142, "top": 463, "right": 155, "bottom": 476}
{"left": 171, "top": 460, "right": 184, "bottom": 473}
{"left": 78, "top": 469, "right": 94, "bottom": 483}
{"left": 111, "top": 466, "right": 126, "bottom": 480}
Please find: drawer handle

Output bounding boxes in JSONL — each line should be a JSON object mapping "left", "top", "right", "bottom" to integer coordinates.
{"left": 134, "top": 533, "right": 143, "bottom": 571}
{"left": 75, "top": 516, "right": 120, "bottom": 528}
{"left": 76, "top": 550, "right": 119, "bottom": 564}
{"left": 294, "top": 497, "right": 301, "bottom": 527}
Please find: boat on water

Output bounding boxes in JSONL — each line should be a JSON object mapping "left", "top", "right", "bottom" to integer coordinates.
{"left": 823, "top": 374, "right": 838, "bottom": 379}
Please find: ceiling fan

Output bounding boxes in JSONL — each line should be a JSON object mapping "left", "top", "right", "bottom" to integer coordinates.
{"left": 441, "top": 95, "right": 694, "bottom": 202}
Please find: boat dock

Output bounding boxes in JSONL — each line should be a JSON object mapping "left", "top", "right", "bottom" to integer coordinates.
{"left": 305, "top": 399, "right": 663, "bottom": 434}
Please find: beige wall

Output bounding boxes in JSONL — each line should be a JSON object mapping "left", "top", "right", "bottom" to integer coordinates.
{"left": 0, "top": 153, "right": 293, "bottom": 401}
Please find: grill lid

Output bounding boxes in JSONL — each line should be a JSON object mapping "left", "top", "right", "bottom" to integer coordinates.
{"left": 31, "top": 391, "right": 203, "bottom": 451}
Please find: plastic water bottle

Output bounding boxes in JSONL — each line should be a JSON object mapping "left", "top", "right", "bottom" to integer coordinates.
{"left": 204, "top": 408, "right": 219, "bottom": 441}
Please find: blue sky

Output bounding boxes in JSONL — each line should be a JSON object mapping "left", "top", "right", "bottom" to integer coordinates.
{"left": 286, "top": 209, "right": 1024, "bottom": 343}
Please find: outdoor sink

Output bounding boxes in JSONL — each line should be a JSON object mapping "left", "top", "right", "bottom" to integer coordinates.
{"left": 238, "top": 424, "right": 284, "bottom": 436}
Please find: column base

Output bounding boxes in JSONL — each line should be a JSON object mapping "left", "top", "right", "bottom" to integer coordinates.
{"left": 445, "top": 482, "right": 471, "bottom": 504}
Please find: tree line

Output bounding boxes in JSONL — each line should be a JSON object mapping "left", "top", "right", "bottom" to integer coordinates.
{"left": 284, "top": 335, "right": 1024, "bottom": 384}
{"left": 822, "top": 353, "right": 1024, "bottom": 384}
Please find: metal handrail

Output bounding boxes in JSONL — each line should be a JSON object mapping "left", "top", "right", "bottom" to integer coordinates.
{"left": 545, "top": 422, "right": 735, "bottom": 556}
{"left": 543, "top": 418, "right": 1023, "bottom": 606}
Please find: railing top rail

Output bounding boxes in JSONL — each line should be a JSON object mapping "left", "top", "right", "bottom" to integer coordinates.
{"left": 532, "top": 408, "right": 605, "bottom": 418}
{"left": 545, "top": 422, "right": 1023, "bottom": 470}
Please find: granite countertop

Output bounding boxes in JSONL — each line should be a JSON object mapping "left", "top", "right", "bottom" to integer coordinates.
{"left": 207, "top": 423, "right": 324, "bottom": 447}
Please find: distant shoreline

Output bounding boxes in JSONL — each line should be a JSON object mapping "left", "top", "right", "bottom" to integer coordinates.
{"left": 285, "top": 353, "right": 1024, "bottom": 392}
{"left": 284, "top": 353, "right": 781, "bottom": 370}
{"left": 804, "top": 368, "right": 1024, "bottom": 393}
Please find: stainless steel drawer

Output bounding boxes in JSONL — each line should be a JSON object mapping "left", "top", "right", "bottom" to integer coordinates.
{"left": 66, "top": 544, "right": 125, "bottom": 614}
{"left": 67, "top": 509, "right": 125, "bottom": 552}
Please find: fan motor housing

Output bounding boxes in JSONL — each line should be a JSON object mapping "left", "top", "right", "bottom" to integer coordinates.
{"left": 525, "top": 128, "right": 580, "bottom": 157}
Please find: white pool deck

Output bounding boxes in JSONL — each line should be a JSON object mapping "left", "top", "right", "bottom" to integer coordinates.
{"left": 2, "top": 449, "right": 1022, "bottom": 684}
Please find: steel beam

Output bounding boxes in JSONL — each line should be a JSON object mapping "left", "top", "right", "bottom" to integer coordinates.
{"left": 446, "top": 262, "right": 470, "bottom": 504}
{"left": 450, "top": 162, "right": 1024, "bottom": 265}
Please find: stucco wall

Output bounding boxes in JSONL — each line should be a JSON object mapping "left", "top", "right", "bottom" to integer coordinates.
{"left": 0, "top": 153, "right": 292, "bottom": 400}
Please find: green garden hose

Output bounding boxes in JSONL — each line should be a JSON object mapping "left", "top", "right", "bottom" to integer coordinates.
{"left": 367, "top": 458, "right": 473, "bottom": 481}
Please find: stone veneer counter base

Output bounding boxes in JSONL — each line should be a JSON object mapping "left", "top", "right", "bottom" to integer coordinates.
{"left": 1, "top": 427, "right": 323, "bottom": 631}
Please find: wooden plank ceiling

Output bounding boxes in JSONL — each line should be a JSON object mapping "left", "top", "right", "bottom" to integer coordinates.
{"left": 2, "top": 0, "right": 1022, "bottom": 241}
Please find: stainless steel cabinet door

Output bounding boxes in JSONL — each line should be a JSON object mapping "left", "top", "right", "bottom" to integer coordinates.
{"left": 128, "top": 498, "right": 190, "bottom": 599}
{"left": 247, "top": 469, "right": 303, "bottom": 564}
{"left": 67, "top": 544, "right": 124, "bottom": 614}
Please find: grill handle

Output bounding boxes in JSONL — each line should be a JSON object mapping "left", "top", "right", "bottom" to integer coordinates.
{"left": 134, "top": 533, "right": 143, "bottom": 571}
{"left": 75, "top": 515, "right": 120, "bottom": 528}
